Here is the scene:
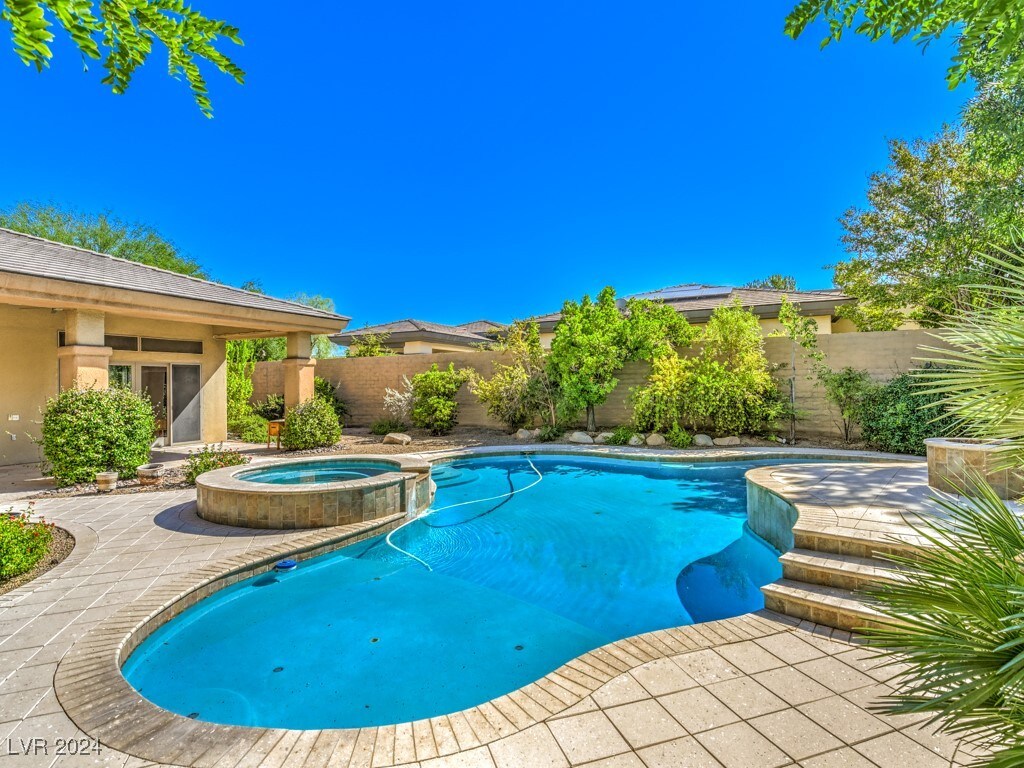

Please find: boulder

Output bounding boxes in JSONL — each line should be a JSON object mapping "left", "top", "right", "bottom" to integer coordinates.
{"left": 515, "top": 428, "right": 533, "bottom": 440}
{"left": 646, "top": 433, "right": 666, "bottom": 447}
{"left": 713, "top": 436, "right": 741, "bottom": 446}
{"left": 383, "top": 432, "right": 413, "bottom": 445}
{"left": 627, "top": 434, "right": 645, "bottom": 447}
{"left": 569, "top": 431, "right": 594, "bottom": 444}
{"left": 531, "top": 428, "right": 542, "bottom": 438}
{"left": 693, "top": 434, "right": 714, "bottom": 447}
{"left": 594, "top": 432, "right": 614, "bottom": 445}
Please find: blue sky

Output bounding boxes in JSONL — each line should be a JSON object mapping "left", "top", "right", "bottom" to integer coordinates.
{"left": 0, "top": 1, "right": 970, "bottom": 327}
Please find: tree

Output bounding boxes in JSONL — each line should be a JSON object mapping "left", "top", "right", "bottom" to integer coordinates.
{"left": 745, "top": 274, "right": 797, "bottom": 291}
{"left": 547, "top": 287, "right": 626, "bottom": 432}
{"left": 619, "top": 297, "right": 695, "bottom": 361}
{"left": 345, "top": 331, "right": 396, "bottom": 358}
{"left": 784, "top": 0, "right": 1024, "bottom": 89}
{"left": 830, "top": 128, "right": 1024, "bottom": 330}
{"left": 2, "top": 0, "right": 244, "bottom": 117}
{"left": 238, "top": 282, "right": 339, "bottom": 360}
{"left": 0, "top": 202, "right": 206, "bottom": 276}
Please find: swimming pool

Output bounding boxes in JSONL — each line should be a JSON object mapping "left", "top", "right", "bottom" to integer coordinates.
{"left": 237, "top": 460, "right": 397, "bottom": 485}
{"left": 123, "top": 454, "right": 785, "bottom": 729}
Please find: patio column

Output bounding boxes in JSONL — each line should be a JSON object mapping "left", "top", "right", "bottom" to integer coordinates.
{"left": 58, "top": 310, "right": 112, "bottom": 390}
{"left": 283, "top": 332, "right": 315, "bottom": 411}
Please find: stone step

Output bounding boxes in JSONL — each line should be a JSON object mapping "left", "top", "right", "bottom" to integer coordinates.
{"left": 780, "top": 549, "right": 907, "bottom": 591}
{"left": 761, "top": 579, "right": 888, "bottom": 633}
{"left": 793, "top": 524, "right": 924, "bottom": 561}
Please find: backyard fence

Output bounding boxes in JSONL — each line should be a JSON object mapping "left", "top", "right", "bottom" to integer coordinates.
{"left": 250, "top": 329, "right": 940, "bottom": 439}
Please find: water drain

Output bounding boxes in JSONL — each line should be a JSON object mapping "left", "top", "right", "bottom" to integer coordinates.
{"left": 515, "top": 645, "right": 524, "bottom": 651}
{"left": 273, "top": 667, "right": 284, "bottom": 673}
{"left": 188, "top": 712, "right": 200, "bottom": 719}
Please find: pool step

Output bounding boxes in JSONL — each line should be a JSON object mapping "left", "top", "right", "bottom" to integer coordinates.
{"left": 762, "top": 579, "right": 888, "bottom": 633}
{"left": 780, "top": 549, "right": 907, "bottom": 591}
{"left": 793, "top": 525, "right": 924, "bottom": 561}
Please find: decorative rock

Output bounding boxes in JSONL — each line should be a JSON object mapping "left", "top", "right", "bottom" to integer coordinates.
{"left": 694, "top": 434, "right": 714, "bottom": 446}
{"left": 646, "top": 433, "right": 666, "bottom": 447}
{"left": 569, "top": 431, "right": 594, "bottom": 444}
{"left": 530, "top": 428, "right": 541, "bottom": 438}
{"left": 627, "top": 434, "right": 645, "bottom": 447}
{"left": 594, "top": 432, "right": 614, "bottom": 445}
{"left": 136, "top": 463, "right": 164, "bottom": 487}
{"left": 95, "top": 471, "right": 118, "bottom": 493}
{"left": 382, "top": 432, "right": 413, "bottom": 445}
{"left": 515, "top": 428, "right": 533, "bottom": 440}
{"left": 713, "top": 436, "right": 741, "bottom": 446}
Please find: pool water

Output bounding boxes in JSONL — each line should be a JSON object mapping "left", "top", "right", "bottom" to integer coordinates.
{"left": 123, "top": 454, "right": 785, "bottom": 729}
{"left": 238, "top": 460, "right": 397, "bottom": 485}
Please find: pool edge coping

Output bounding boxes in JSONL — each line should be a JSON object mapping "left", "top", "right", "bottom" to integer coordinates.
{"left": 53, "top": 445, "right": 921, "bottom": 767}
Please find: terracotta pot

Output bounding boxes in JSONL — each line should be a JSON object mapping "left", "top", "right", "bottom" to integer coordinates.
{"left": 95, "top": 471, "right": 118, "bottom": 493}
{"left": 137, "top": 464, "right": 165, "bottom": 487}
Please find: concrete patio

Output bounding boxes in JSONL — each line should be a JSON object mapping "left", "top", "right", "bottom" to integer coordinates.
{"left": 0, "top": 451, "right": 985, "bottom": 768}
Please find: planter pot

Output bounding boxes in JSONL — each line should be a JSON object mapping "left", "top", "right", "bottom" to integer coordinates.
{"left": 137, "top": 464, "right": 165, "bottom": 487}
{"left": 925, "top": 438, "right": 1022, "bottom": 500}
{"left": 95, "top": 471, "right": 119, "bottom": 493}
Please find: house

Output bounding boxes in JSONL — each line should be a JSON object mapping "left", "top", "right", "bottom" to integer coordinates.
{"left": 330, "top": 319, "right": 505, "bottom": 355}
{"left": 0, "top": 228, "right": 348, "bottom": 466}
{"left": 529, "top": 284, "right": 856, "bottom": 348}
{"left": 333, "top": 284, "right": 855, "bottom": 356}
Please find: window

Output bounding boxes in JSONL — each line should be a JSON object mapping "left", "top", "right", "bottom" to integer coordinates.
{"left": 140, "top": 337, "right": 203, "bottom": 355}
{"left": 109, "top": 365, "right": 132, "bottom": 388}
{"left": 57, "top": 332, "right": 139, "bottom": 350}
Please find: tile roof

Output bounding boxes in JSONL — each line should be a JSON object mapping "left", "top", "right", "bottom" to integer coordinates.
{"left": 0, "top": 227, "right": 348, "bottom": 321}
{"left": 333, "top": 319, "right": 495, "bottom": 343}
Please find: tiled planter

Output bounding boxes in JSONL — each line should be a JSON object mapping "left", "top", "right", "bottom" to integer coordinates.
{"left": 195, "top": 454, "right": 433, "bottom": 529}
{"left": 925, "top": 437, "right": 1023, "bottom": 499}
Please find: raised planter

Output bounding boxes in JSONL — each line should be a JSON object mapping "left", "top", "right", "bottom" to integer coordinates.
{"left": 925, "top": 437, "right": 1023, "bottom": 500}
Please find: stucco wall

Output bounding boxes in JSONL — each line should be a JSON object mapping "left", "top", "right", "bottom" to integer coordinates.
{"left": 251, "top": 329, "right": 939, "bottom": 439}
{"left": 0, "top": 306, "right": 227, "bottom": 467}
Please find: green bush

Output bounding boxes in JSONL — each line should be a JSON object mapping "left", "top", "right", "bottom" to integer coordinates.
{"left": 371, "top": 418, "right": 407, "bottom": 435}
{"left": 537, "top": 424, "right": 566, "bottom": 442}
{"left": 282, "top": 398, "right": 342, "bottom": 450}
{"left": 40, "top": 387, "right": 155, "bottom": 485}
{"left": 0, "top": 509, "right": 54, "bottom": 580}
{"left": 633, "top": 305, "right": 784, "bottom": 436}
{"left": 666, "top": 424, "right": 693, "bottom": 448}
{"left": 819, "top": 366, "right": 876, "bottom": 442}
{"left": 184, "top": 445, "right": 250, "bottom": 484}
{"left": 228, "top": 411, "right": 268, "bottom": 443}
{"left": 860, "top": 372, "right": 957, "bottom": 455}
{"left": 314, "top": 376, "right": 348, "bottom": 423}
{"left": 252, "top": 394, "right": 285, "bottom": 421}
{"left": 605, "top": 425, "right": 636, "bottom": 446}
{"left": 410, "top": 363, "right": 472, "bottom": 435}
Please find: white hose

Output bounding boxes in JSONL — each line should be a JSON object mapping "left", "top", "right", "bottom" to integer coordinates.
{"left": 384, "top": 456, "right": 543, "bottom": 571}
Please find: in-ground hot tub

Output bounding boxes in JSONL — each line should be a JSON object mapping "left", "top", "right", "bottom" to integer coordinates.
{"left": 196, "top": 455, "right": 433, "bottom": 529}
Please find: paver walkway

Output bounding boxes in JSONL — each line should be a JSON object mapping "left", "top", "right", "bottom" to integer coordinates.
{"left": 0, "top": 454, "right": 983, "bottom": 768}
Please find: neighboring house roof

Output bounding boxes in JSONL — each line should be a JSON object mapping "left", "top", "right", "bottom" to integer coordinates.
{"left": 330, "top": 318, "right": 502, "bottom": 348}
{"left": 456, "top": 319, "right": 506, "bottom": 334}
{"left": 531, "top": 284, "right": 854, "bottom": 331}
{"left": 0, "top": 227, "right": 349, "bottom": 324}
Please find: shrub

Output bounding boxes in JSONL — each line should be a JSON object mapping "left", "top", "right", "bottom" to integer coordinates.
{"left": 666, "top": 424, "right": 693, "bottom": 449}
{"left": 819, "top": 366, "right": 876, "bottom": 442}
{"left": 471, "top": 321, "right": 559, "bottom": 431}
{"left": 0, "top": 507, "right": 54, "bottom": 580}
{"left": 632, "top": 304, "right": 784, "bottom": 436}
{"left": 228, "top": 411, "right": 268, "bottom": 443}
{"left": 537, "top": 424, "right": 566, "bottom": 442}
{"left": 605, "top": 425, "right": 636, "bottom": 446}
{"left": 860, "top": 372, "right": 957, "bottom": 455}
{"left": 371, "top": 418, "right": 407, "bottom": 435}
{"left": 40, "top": 387, "right": 155, "bottom": 485}
{"left": 410, "top": 363, "right": 472, "bottom": 435}
{"left": 314, "top": 376, "right": 348, "bottom": 423}
{"left": 252, "top": 394, "right": 285, "bottom": 421}
{"left": 184, "top": 445, "right": 250, "bottom": 484}
{"left": 384, "top": 375, "right": 414, "bottom": 422}
{"left": 282, "top": 398, "right": 342, "bottom": 450}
